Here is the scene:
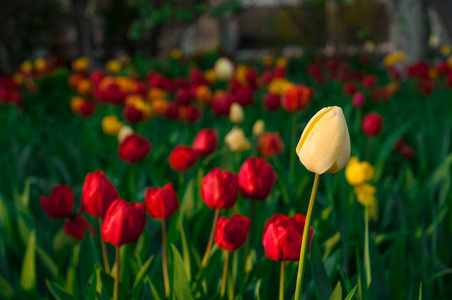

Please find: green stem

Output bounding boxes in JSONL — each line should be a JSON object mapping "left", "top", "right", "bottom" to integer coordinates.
{"left": 129, "top": 164, "right": 135, "bottom": 201}
{"left": 179, "top": 172, "right": 184, "bottom": 189}
{"left": 201, "top": 208, "right": 220, "bottom": 267}
{"left": 279, "top": 261, "right": 285, "bottom": 300}
{"left": 289, "top": 114, "right": 297, "bottom": 179}
{"left": 162, "top": 220, "right": 170, "bottom": 298}
{"left": 99, "top": 218, "right": 110, "bottom": 274}
{"left": 364, "top": 205, "right": 371, "bottom": 289}
{"left": 114, "top": 246, "right": 120, "bottom": 300}
{"left": 220, "top": 251, "right": 230, "bottom": 297}
{"left": 294, "top": 173, "right": 320, "bottom": 300}
{"left": 243, "top": 200, "right": 255, "bottom": 266}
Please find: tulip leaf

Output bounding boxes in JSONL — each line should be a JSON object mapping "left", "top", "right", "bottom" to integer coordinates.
{"left": 46, "top": 279, "right": 75, "bottom": 300}
{"left": 171, "top": 244, "right": 193, "bottom": 300}
{"left": 329, "top": 281, "right": 342, "bottom": 300}
{"left": 180, "top": 178, "right": 195, "bottom": 220}
{"left": 36, "top": 246, "right": 58, "bottom": 279}
{"left": 144, "top": 277, "right": 161, "bottom": 300}
{"left": 132, "top": 254, "right": 154, "bottom": 290}
{"left": 388, "top": 230, "right": 406, "bottom": 300}
{"left": 344, "top": 285, "right": 357, "bottom": 300}
{"left": 309, "top": 238, "right": 333, "bottom": 300}
{"left": 65, "top": 244, "right": 80, "bottom": 298}
{"left": 178, "top": 216, "right": 191, "bottom": 281}
{"left": 20, "top": 230, "right": 36, "bottom": 291}
{"left": 0, "top": 273, "right": 14, "bottom": 298}
{"left": 86, "top": 266, "right": 98, "bottom": 300}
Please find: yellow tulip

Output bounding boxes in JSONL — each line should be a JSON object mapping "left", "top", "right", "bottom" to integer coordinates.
{"left": 364, "top": 41, "right": 375, "bottom": 53}
{"left": 34, "top": 58, "right": 46, "bottom": 72}
{"left": 296, "top": 106, "right": 350, "bottom": 174}
{"left": 441, "top": 45, "right": 451, "bottom": 56}
{"left": 21, "top": 61, "right": 33, "bottom": 74}
{"left": 355, "top": 184, "right": 376, "bottom": 206}
{"left": 72, "top": 57, "right": 89, "bottom": 72}
{"left": 345, "top": 157, "right": 374, "bottom": 186}
{"left": 170, "top": 49, "right": 182, "bottom": 60}
{"left": 214, "top": 57, "right": 234, "bottom": 81}
{"left": 225, "top": 127, "right": 251, "bottom": 152}
{"left": 276, "top": 57, "right": 287, "bottom": 68}
{"left": 252, "top": 120, "right": 265, "bottom": 137}
{"left": 229, "top": 103, "right": 244, "bottom": 124}
{"left": 106, "top": 60, "right": 122, "bottom": 74}
{"left": 102, "top": 116, "right": 123, "bottom": 136}
{"left": 204, "top": 69, "right": 217, "bottom": 84}
{"left": 13, "top": 73, "right": 24, "bottom": 85}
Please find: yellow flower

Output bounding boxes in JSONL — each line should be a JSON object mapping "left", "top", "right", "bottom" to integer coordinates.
{"left": 276, "top": 57, "right": 287, "bottom": 68}
{"left": 147, "top": 88, "right": 166, "bottom": 102}
{"left": 345, "top": 157, "right": 374, "bottom": 186}
{"left": 225, "top": 127, "right": 251, "bottom": 152}
{"left": 170, "top": 49, "right": 182, "bottom": 60}
{"left": 72, "top": 57, "right": 89, "bottom": 72}
{"left": 21, "top": 61, "right": 33, "bottom": 74}
{"left": 268, "top": 78, "right": 293, "bottom": 95}
{"left": 214, "top": 57, "right": 234, "bottom": 81}
{"left": 13, "top": 73, "right": 24, "bottom": 85}
{"left": 263, "top": 55, "right": 274, "bottom": 67}
{"left": 386, "top": 82, "right": 399, "bottom": 95}
{"left": 125, "top": 95, "right": 152, "bottom": 118}
{"left": 204, "top": 69, "right": 217, "bottom": 84}
{"left": 441, "top": 45, "right": 451, "bottom": 56}
{"left": 429, "top": 68, "right": 438, "bottom": 79}
{"left": 102, "top": 116, "right": 123, "bottom": 136}
{"left": 235, "top": 65, "right": 248, "bottom": 85}
{"left": 296, "top": 106, "right": 350, "bottom": 174}
{"left": 106, "top": 60, "right": 122, "bottom": 74}
{"left": 355, "top": 184, "right": 376, "bottom": 206}
{"left": 229, "top": 103, "right": 244, "bottom": 124}
{"left": 364, "top": 41, "right": 375, "bottom": 53}
{"left": 447, "top": 56, "right": 452, "bottom": 68}
{"left": 34, "top": 58, "right": 46, "bottom": 72}
{"left": 252, "top": 120, "right": 265, "bottom": 137}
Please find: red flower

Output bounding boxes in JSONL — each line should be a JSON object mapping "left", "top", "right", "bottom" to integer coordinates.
{"left": 176, "top": 89, "right": 192, "bottom": 106}
{"left": 101, "top": 199, "right": 146, "bottom": 247}
{"left": 362, "top": 75, "right": 377, "bottom": 89}
{"left": 262, "top": 213, "right": 313, "bottom": 261}
{"left": 281, "top": 85, "right": 312, "bottom": 113}
{"left": 211, "top": 94, "right": 233, "bottom": 116}
{"left": 193, "top": 129, "right": 218, "bottom": 156}
{"left": 64, "top": 216, "right": 90, "bottom": 241}
{"left": 118, "top": 133, "right": 152, "bottom": 163}
{"left": 40, "top": 184, "right": 74, "bottom": 219}
{"left": 91, "top": 71, "right": 105, "bottom": 85}
{"left": 342, "top": 83, "right": 357, "bottom": 96}
{"left": 235, "top": 86, "right": 254, "bottom": 107}
{"left": 258, "top": 133, "right": 284, "bottom": 157}
{"left": 352, "top": 92, "right": 365, "bottom": 108}
{"left": 201, "top": 168, "right": 238, "bottom": 209}
{"left": 273, "top": 67, "right": 286, "bottom": 79}
{"left": 82, "top": 170, "right": 119, "bottom": 218}
{"left": 169, "top": 145, "right": 199, "bottom": 172}
{"left": 418, "top": 79, "right": 434, "bottom": 96}
{"left": 245, "top": 69, "right": 258, "bottom": 89}
{"left": 262, "top": 71, "right": 273, "bottom": 85}
{"left": 179, "top": 106, "right": 202, "bottom": 123}
{"left": 393, "top": 137, "right": 405, "bottom": 152}
{"left": 145, "top": 183, "right": 179, "bottom": 220}
{"left": 215, "top": 214, "right": 250, "bottom": 251}
{"left": 362, "top": 113, "right": 383, "bottom": 136}
{"left": 401, "top": 145, "right": 414, "bottom": 159}
{"left": 122, "top": 106, "right": 145, "bottom": 124}
{"left": 238, "top": 158, "right": 277, "bottom": 201}
{"left": 166, "top": 103, "right": 180, "bottom": 120}
{"left": 263, "top": 93, "right": 280, "bottom": 111}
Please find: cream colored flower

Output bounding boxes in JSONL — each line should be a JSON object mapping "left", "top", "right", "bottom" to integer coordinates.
{"left": 214, "top": 57, "right": 234, "bottom": 81}
{"left": 252, "top": 120, "right": 265, "bottom": 137}
{"left": 118, "top": 125, "right": 134, "bottom": 142}
{"left": 229, "top": 103, "right": 244, "bottom": 124}
{"left": 225, "top": 127, "right": 251, "bottom": 152}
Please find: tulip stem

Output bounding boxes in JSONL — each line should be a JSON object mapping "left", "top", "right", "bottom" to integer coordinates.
{"left": 114, "top": 246, "right": 120, "bottom": 300}
{"left": 279, "top": 261, "right": 285, "bottom": 300}
{"left": 294, "top": 173, "right": 320, "bottom": 300}
{"left": 201, "top": 208, "right": 220, "bottom": 267}
{"left": 289, "top": 114, "right": 297, "bottom": 179}
{"left": 99, "top": 218, "right": 110, "bottom": 274}
{"left": 179, "top": 172, "right": 184, "bottom": 189}
{"left": 243, "top": 200, "right": 255, "bottom": 266}
{"left": 161, "top": 220, "right": 170, "bottom": 298}
{"left": 364, "top": 205, "right": 372, "bottom": 289}
{"left": 129, "top": 164, "right": 135, "bottom": 201}
{"left": 221, "top": 251, "right": 230, "bottom": 297}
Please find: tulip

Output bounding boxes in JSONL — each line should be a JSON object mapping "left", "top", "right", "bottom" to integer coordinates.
{"left": 118, "top": 133, "right": 152, "bottom": 164}
{"left": 195, "top": 85, "right": 212, "bottom": 104}
{"left": 281, "top": 85, "right": 312, "bottom": 113}
{"left": 64, "top": 216, "right": 90, "bottom": 241}
{"left": 401, "top": 145, "right": 414, "bottom": 159}
{"left": 71, "top": 97, "right": 96, "bottom": 118}
{"left": 166, "top": 103, "right": 180, "bottom": 120}
{"left": 215, "top": 214, "right": 251, "bottom": 297}
{"left": 258, "top": 132, "right": 284, "bottom": 158}
{"left": 40, "top": 184, "right": 74, "bottom": 219}
{"left": 252, "top": 120, "right": 265, "bottom": 137}
{"left": 352, "top": 92, "right": 366, "bottom": 108}
{"left": 362, "top": 75, "right": 377, "bottom": 89}
{"left": 225, "top": 127, "right": 251, "bottom": 153}
{"left": 122, "top": 106, "right": 145, "bottom": 124}
{"left": 263, "top": 93, "right": 281, "bottom": 111}
{"left": 102, "top": 115, "right": 123, "bottom": 136}
{"left": 362, "top": 113, "right": 383, "bottom": 136}
{"left": 343, "top": 83, "right": 357, "bottom": 96}
{"left": 176, "top": 88, "right": 192, "bottom": 106}
{"left": 238, "top": 158, "right": 277, "bottom": 201}
{"left": 179, "top": 106, "right": 202, "bottom": 123}
{"left": 118, "top": 125, "right": 134, "bottom": 142}
{"left": 235, "top": 86, "right": 254, "bottom": 107}
{"left": 345, "top": 157, "right": 374, "bottom": 186}
{"left": 211, "top": 94, "right": 234, "bottom": 117}
{"left": 105, "top": 60, "right": 122, "bottom": 74}
{"left": 192, "top": 129, "right": 218, "bottom": 156}
{"left": 214, "top": 57, "right": 234, "bottom": 81}
{"left": 296, "top": 106, "right": 350, "bottom": 175}
{"left": 169, "top": 145, "right": 199, "bottom": 172}
{"left": 82, "top": 170, "right": 119, "bottom": 218}
{"left": 229, "top": 103, "right": 244, "bottom": 124}
{"left": 72, "top": 57, "right": 89, "bottom": 73}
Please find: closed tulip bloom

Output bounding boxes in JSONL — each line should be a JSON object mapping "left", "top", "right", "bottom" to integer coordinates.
{"left": 82, "top": 170, "right": 120, "bottom": 218}
{"left": 64, "top": 216, "right": 90, "bottom": 241}
{"left": 169, "top": 145, "right": 199, "bottom": 172}
{"left": 296, "top": 106, "right": 350, "bottom": 174}
{"left": 193, "top": 129, "right": 218, "bottom": 156}
{"left": 225, "top": 127, "right": 251, "bottom": 152}
{"left": 145, "top": 183, "right": 179, "bottom": 220}
{"left": 362, "top": 113, "right": 383, "bottom": 136}
{"left": 214, "top": 57, "right": 234, "bottom": 81}
{"left": 262, "top": 214, "right": 314, "bottom": 261}
{"left": 201, "top": 168, "right": 238, "bottom": 209}
{"left": 40, "top": 184, "right": 74, "bottom": 219}
{"left": 236, "top": 86, "right": 254, "bottom": 107}
{"left": 345, "top": 157, "right": 374, "bottom": 186}
{"left": 263, "top": 93, "right": 281, "bottom": 111}
{"left": 355, "top": 184, "right": 376, "bottom": 206}
{"left": 122, "top": 106, "right": 145, "bottom": 124}
{"left": 215, "top": 215, "right": 251, "bottom": 251}
{"left": 258, "top": 132, "right": 284, "bottom": 158}
{"left": 229, "top": 103, "right": 244, "bottom": 124}
{"left": 101, "top": 199, "right": 146, "bottom": 246}
{"left": 102, "top": 115, "right": 123, "bottom": 136}
{"left": 118, "top": 133, "right": 152, "bottom": 163}
{"left": 281, "top": 85, "right": 312, "bottom": 113}
{"left": 238, "top": 158, "right": 277, "bottom": 200}
{"left": 118, "top": 125, "right": 134, "bottom": 142}
{"left": 252, "top": 120, "right": 265, "bottom": 137}
{"left": 352, "top": 92, "right": 365, "bottom": 108}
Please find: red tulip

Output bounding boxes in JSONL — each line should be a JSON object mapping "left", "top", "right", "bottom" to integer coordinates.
{"left": 263, "top": 93, "right": 280, "bottom": 111}
{"left": 245, "top": 69, "right": 258, "bottom": 89}
{"left": 193, "top": 129, "right": 218, "bottom": 156}
{"left": 362, "top": 75, "right": 377, "bottom": 89}
{"left": 352, "top": 92, "right": 365, "bottom": 108}
{"left": 393, "top": 137, "right": 405, "bottom": 152}
{"left": 145, "top": 183, "right": 179, "bottom": 220}
{"left": 64, "top": 216, "right": 90, "bottom": 241}
{"left": 215, "top": 214, "right": 250, "bottom": 251}
{"left": 166, "top": 103, "right": 180, "bottom": 120}
{"left": 118, "top": 133, "right": 152, "bottom": 163}
{"left": 342, "top": 83, "right": 357, "bottom": 96}
{"left": 258, "top": 133, "right": 284, "bottom": 157}
{"left": 273, "top": 67, "right": 286, "bottom": 79}
{"left": 91, "top": 71, "right": 105, "bottom": 85}
{"left": 262, "top": 213, "right": 313, "bottom": 261}
{"left": 176, "top": 89, "right": 192, "bottom": 106}
{"left": 82, "top": 170, "right": 120, "bottom": 218}
{"left": 169, "top": 145, "right": 199, "bottom": 172}
{"left": 262, "top": 71, "right": 273, "bottom": 85}
{"left": 238, "top": 158, "right": 277, "bottom": 201}
{"left": 122, "top": 106, "right": 145, "bottom": 124}
{"left": 179, "top": 106, "right": 202, "bottom": 123}
{"left": 211, "top": 94, "right": 233, "bottom": 116}
{"left": 40, "top": 184, "right": 74, "bottom": 219}
{"left": 235, "top": 86, "right": 254, "bottom": 107}
{"left": 201, "top": 168, "right": 238, "bottom": 209}
{"left": 401, "top": 145, "right": 414, "bottom": 159}
{"left": 281, "top": 85, "right": 312, "bottom": 113}
{"left": 362, "top": 113, "right": 383, "bottom": 136}
{"left": 101, "top": 199, "right": 146, "bottom": 247}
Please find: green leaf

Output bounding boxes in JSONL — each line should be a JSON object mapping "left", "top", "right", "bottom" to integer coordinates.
{"left": 132, "top": 254, "right": 154, "bottom": 290}
{"left": 344, "top": 285, "right": 357, "bottom": 300}
{"left": 20, "top": 231, "right": 36, "bottom": 291}
{"left": 37, "top": 246, "right": 58, "bottom": 279}
{"left": 0, "top": 273, "right": 14, "bottom": 298}
{"left": 310, "top": 238, "right": 333, "bottom": 300}
{"left": 46, "top": 279, "right": 75, "bottom": 300}
{"left": 171, "top": 244, "right": 193, "bottom": 300}
{"left": 329, "top": 281, "right": 342, "bottom": 300}
{"left": 65, "top": 244, "right": 80, "bottom": 297}
{"left": 178, "top": 217, "right": 191, "bottom": 281}
{"left": 388, "top": 231, "right": 406, "bottom": 300}
{"left": 86, "top": 266, "right": 98, "bottom": 300}
{"left": 180, "top": 179, "right": 195, "bottom": 219}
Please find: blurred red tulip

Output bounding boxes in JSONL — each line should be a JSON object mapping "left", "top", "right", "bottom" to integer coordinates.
{"left": 362, "top": 113, "right": 383, "bottom": 136}
{"left": 352, "top": 92, "right": 366, "bottom": 108}
{"left": 401, "top": 145, "right": 414, "bottom": 159}
{"left": 281, "top": 85, "right": 312, "bottom": 113}
{"left": 258, "top": 133, "right": 284, "bottom": 157}
{"left": 215, "top": 214, "right": 250, "bottom": 251}
{"left": 362, "top": 75, "right": 377, "bottom": 89}
{"left": 393, "top": 137, "right": 405, "bottom": 152}
{"left": 263, "top": 93, "right": 280, "bottom": 111}
{"left": 40, "top": 184, "right": 74, "bottom": 219}
{"left": 238, "top": 158, "right": 277, "bottom": 201}
{"left": 342, "top": 83, "right": 357, "bottom": 96}
{"left": 118, "top": 133, "right": 152, "bottom": 163}
{"left": 179, "top": 106, "right": 202, "bottom": 123}
{"left": 176, "top": 88, "right": 192, "bottom": 106}
{"left": 235, "top": 86, "right": 254, "bottom": 107}
{"left": 193, "top": 129, "right": 218, "bottom": 156}
{"left": 169, "top": 145, "right": 199, "bottom": 172}
{"left": 122, "top": 106, "right": 145, "bottom": 124}
{"left": 166, "top": 103, "right": 180, "bottom": 120}
{"left": 201, "top": 168, "right": 238, "bottom": 209}
{"left": 145, "top": 183, "right": 179, "bottom": 220}
{"left": 82, "top": 170, "right": 119, "bottom": 218}
{"left": 211, "top": 94, "right": 233, "bottom": 116}
{"left": 273, "top": 67, "right": 286, "bottom": 79}
{"left": 91, "top": 71, "right": 105, "bottom": 85}
{"left": 64, "top": 216, "right": 90, "bottom": 241}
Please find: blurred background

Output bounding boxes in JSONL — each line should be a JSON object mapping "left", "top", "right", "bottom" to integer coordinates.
{"left": 1, "top": 0, "right": 451, "bottom": 72}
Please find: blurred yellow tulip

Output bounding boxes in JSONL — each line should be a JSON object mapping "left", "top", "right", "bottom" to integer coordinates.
{"left": 355, "top": 184, "right": 376, "bottom": 206}
{"left": 214, "top": 57, "right": 234, "bottom": 81}
{"left": 229, "top": 103, "right": 244, "bottom": 124}
{"left": 118, "top": 125, "right": 134, "bottom": 142}
{"left": 441, "top": 45, "right": 451, "bottom": 56}
{"left": 34, "top": 58, "right": 46, "bottom": 72}
{"left": 252, "top": 120, "right": 265, "bottom": 137}
{"left": 345, "top": 157, "right": 374, "bottom": 186}
{"left": 225, "top": 127, "right": 251, "bottom": 152}
{"left": 102, "top": 116, "right": 123, "bottom": 136}
{"left": 72, "top": 57, "right": 89, "bottom": 72}
{"left": 21, "top": 61, "right": 33, "bottom": 74}
{"left": 106, "top": 60, "right": 122, "bottom": 74}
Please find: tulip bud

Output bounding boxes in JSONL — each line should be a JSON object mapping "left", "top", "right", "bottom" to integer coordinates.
{"left": 229, "top": 103, "right": 244, "bottom": 124}
{"left": 352, "top": 92, "right": 365, "bottom": 108}
{"left": 192, "top": 129, "right": 218, "bottom": 156}
{"left": 225, "top": 127, "right": 251, "bottom": 152}
{"left": 362, "top": 113, "right": 383, "bottom": 136}
{"left": 102, "top": 115, "right": 123, "bottom": 135}
{"left": 145, "top": 183, "right": 179, "bottom": 220}
{"left": 238, "top": 158, "right": 277, "bottom": 200}
{"left": 201, "top": 168, "right": 238, "bottom": 209}
{"left": 40, "top": 185, "right": 74, "bottom": 219}
{"left": 64, "top": 216, "right": 90, "bottom": 241}
{"left": 215, "top": 215, "right": 250, "bottom": 251}
{"left": 118, "top": 126, "right": 134, "bottom": 143}
{"left": 101, "top": 199, "right": 146, "bottom": 246}
{"left": 118, "top": 133, "right": 152, "bottom": 164}
{"left": 263, "top": 93, "right": 281, "bottom": 111}
{"left": 281, "top": 85, "right": 312, "bottom": 113}
{"left": 82, "top": 170, "right": 119, "bottom": 218}
{"left": 252, "top": 120, "right": 265, "bottom": 137}
{"left": 345, "top": 157, "right": 374, "bottom": 186}
{"left": 258, "top": 132, "right": 284, "bottom": 157}
{"left": 263, "top": 213, "right": 313, "bottom": 261}
{"left": 169, "top": 145, "right": 199, "bottom": 172}
{"left": 214, "top": 57, "right": 234, "bottom": 81}
{"left": 296, "top": 106, "right": 351, "bottom": 174}
{"left": 354, "top": 184, "right": 376, "bottom": 206}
